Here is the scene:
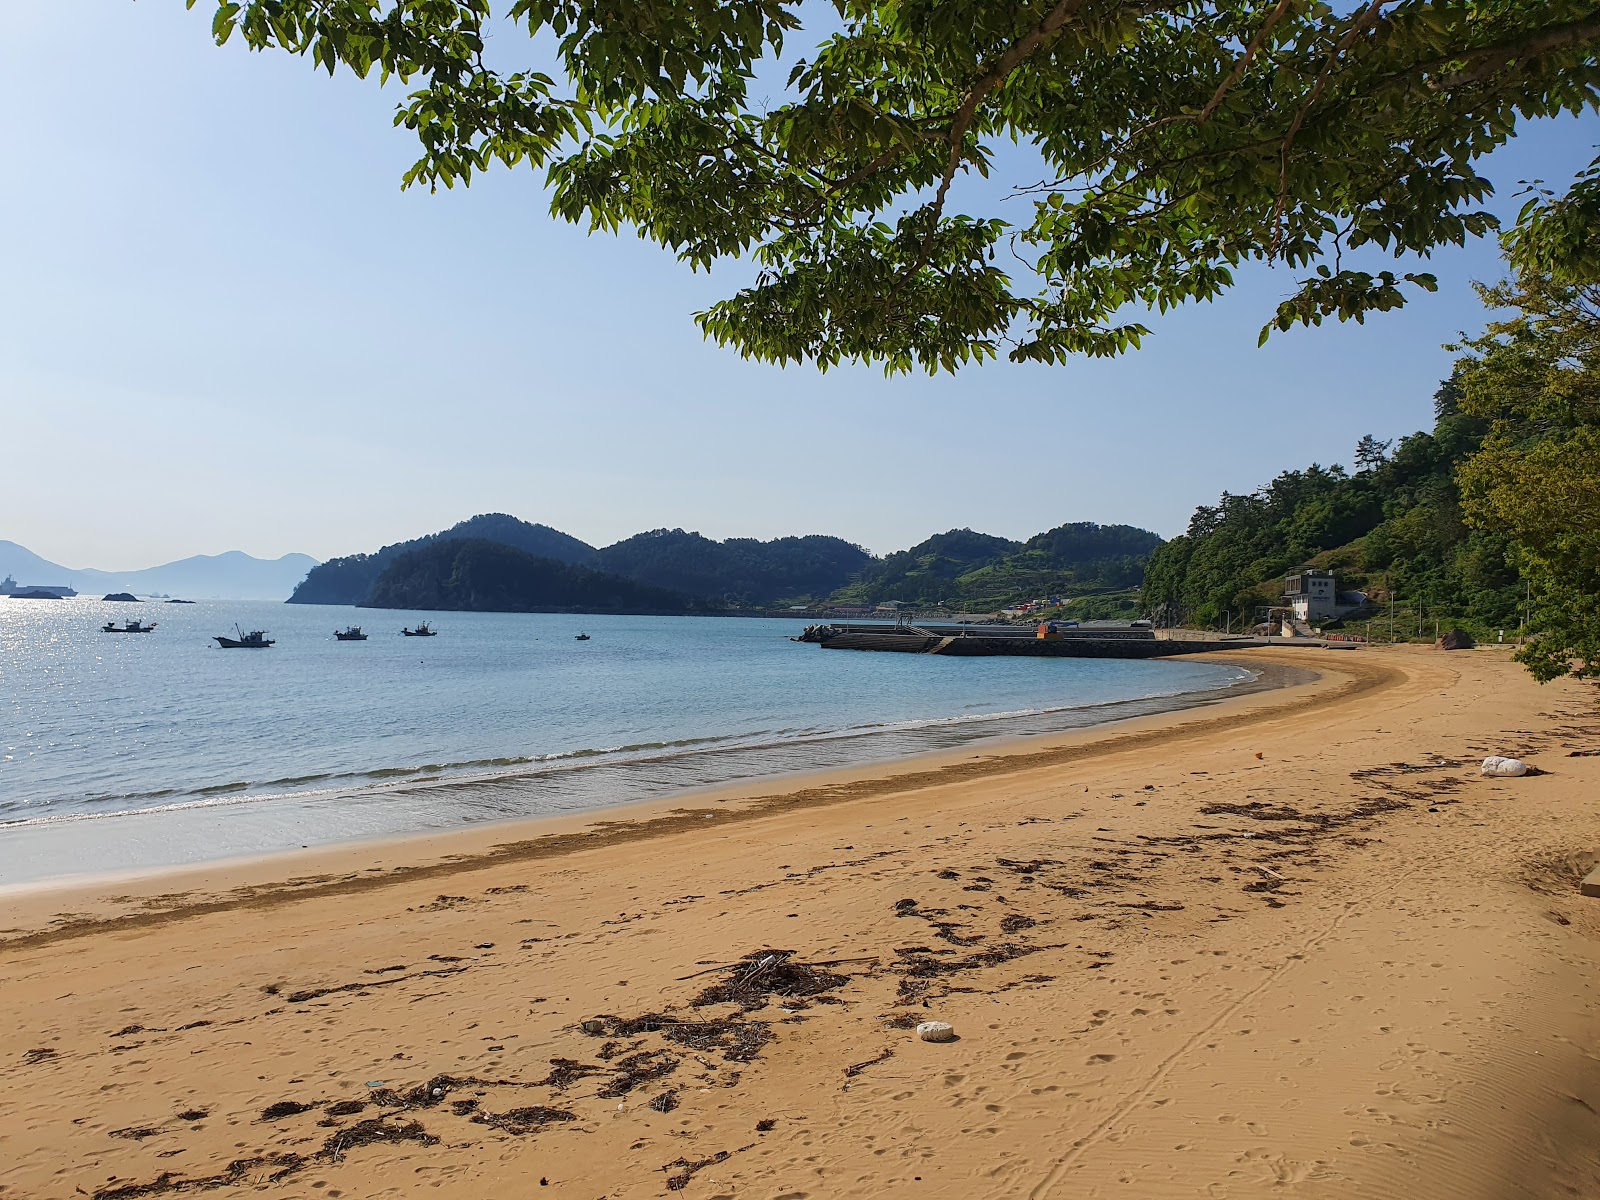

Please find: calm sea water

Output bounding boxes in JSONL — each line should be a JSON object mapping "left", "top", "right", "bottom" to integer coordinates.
{"left": 0, "top": 599, "right": 1255, "bottom": 884}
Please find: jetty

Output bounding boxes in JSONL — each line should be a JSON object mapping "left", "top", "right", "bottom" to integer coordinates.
{"left": 795, "top": 621, "right": 1271, "bottom": 659}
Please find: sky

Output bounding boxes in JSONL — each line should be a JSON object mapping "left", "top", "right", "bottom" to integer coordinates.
{"left": 3, "top": 4, "right": 1597, "bottom": 569}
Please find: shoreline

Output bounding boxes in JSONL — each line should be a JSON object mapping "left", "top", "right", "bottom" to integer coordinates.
{"left": 0, "top": 653, "right": 1302, "bottom": 907}
{"left": 0, "top": 651, "right": 1328, "bottom": 944}
{"left": 6, "top": 645, "right": 1600, "bottom": 1200}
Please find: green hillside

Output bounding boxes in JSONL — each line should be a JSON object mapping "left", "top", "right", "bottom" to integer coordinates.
{"left": 364, "top": 539, "right": 701, "bottom": 614}
{"left": 1142, "top": 377, "right": 1524, "bottom": 637}
{"left": 594, "top": 529, "right": 871, "bottom": 605}
{"left": 290, "top": 515, "right": 596, "bottom": 605}
{"left": 833, "top": 523, "right": 1162, "bottom": 610}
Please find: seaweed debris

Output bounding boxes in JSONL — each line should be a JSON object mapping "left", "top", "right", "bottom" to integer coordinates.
{"left": 597, "top": 1048, "right": 680, "bottom": 1098}
{"left": 893, "top": 943, "right": 1051, "bottom": 1005}
{"left": 322, "top": 1118, "right": 437, "bottom": 1161}
{"left": 844, "top": 1048, "right": 895, "bottom": 1078}
{"left": 535, "top": 1057, "right": 607, "bottom": 1089}
{"left": 649, "top": 1089, "right": 680, "bottom": 1113}
{"left": 663, "top": 1151, "right": 731, "bottom": 1191}
{"left": 584, "top": 1013, "right": 774, "bottom": 1063}
{"left": 258, "top": 1100, "right": 313, "bottom": 1121}
{"left": 91, "top": 1154, "right": 306, "bottom": 1200}
{"left": 689, "top": 950, "right": 851, "bottom": 1011}
{"left": 471, "top": 1105, "right": 576, "bottom": 1135}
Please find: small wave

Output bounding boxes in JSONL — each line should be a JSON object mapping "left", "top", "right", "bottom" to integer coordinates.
{"left": 0, "top": 674, "right": 1252, "bottom": 831}
{"left": 195, "top": 780, "right": 253, "bottom": 796}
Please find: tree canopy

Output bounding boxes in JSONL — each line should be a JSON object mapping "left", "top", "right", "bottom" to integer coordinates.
{"left": 1454, "top": 261, "right": 1600, "bottom": 680}
{"left": 594, "top": 528, "right": 872, "bottom": 604}
{"left": 197, "top": 0, "right": 1599, "bottom": 372}
{"left": 1141, "top": 396, "right": 1523, "bottom": 633}
{"left": 365, "top": 537, "right": 704, "bottom": 612}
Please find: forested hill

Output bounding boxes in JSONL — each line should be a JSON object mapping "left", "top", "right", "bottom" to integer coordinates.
{"left": 290, "top": 514, "right": 1161, "bottom": 611}
{"left": 834, "top": 523, "right": 1162, "bottom": 609}
{"left": 594, "top": 530, "right": 872, "bottom": 605}
{"left": 364, "top": 540, "right": 702, "bottom": 614}
{"left": 289, "top": 515, "right": 595, "bottom": 605}
{"left": 1141, "top": 378, "right": 1522, "bottom": 633}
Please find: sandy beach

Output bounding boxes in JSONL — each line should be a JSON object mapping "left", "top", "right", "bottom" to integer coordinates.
{"left": 4, "top": 644, "right": 1599, "bottom": 1199}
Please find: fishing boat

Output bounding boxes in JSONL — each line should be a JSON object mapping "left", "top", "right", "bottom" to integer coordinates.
{"left": 102, "top": 619, "right": 157, "bottom": 633}
{"left": 334, "top": 626, "right": 368, "bottom": 641}
{"left": 574, "top": 633, "right": 591, "bottom": 641}
{"left": 215, "top": 625, "right": 274, "bottom": 649}
{"left": 401, "top": 623, "right": 436, "bottom": 637}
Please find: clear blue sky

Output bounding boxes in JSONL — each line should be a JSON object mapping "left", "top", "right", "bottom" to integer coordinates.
{"left": 4, "top": 4, "right": 1596, "bottom": 569}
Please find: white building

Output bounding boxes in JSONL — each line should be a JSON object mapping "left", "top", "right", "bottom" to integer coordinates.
{"left": 1284, "top": 570, "right": 1338, "bottom": 622}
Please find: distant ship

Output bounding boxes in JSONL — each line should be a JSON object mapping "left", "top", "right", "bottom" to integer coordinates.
{"left": 401, "top": 623, "right": 436, "bottom": 637}
{"left": 334, "top": 626, "right": 368, "bottom": 641}
{"left": 103, "top": 619, "right": 158, "bottom": 633}
{"left": 1, "top": 575, "right": 77, "bottom": 598}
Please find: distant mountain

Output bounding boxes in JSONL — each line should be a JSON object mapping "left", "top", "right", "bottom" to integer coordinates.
{"left": 289, "top": 515, "right": 595, "bottom": 605}
{"left": 365, "top": 539, "right": 703, "bottom": 614}
{"left": 594, "top": 529, "right": 872, "bottom": 605}
{"left": 0, "top": 541, "right": 318, "bottom": 601}
{"left": 280, "top": 512, "right": 1160, "bottom": 614}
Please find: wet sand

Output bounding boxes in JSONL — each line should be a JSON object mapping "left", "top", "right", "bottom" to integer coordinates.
{"left": 4, "top": 645, "right": 1599, "bottom": 1199}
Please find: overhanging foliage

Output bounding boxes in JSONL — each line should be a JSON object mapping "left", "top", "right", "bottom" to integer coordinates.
{"left": 195, "top": 0, "right": 1600, "bottom": 371}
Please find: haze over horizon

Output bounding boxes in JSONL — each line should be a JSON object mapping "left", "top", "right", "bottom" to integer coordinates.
{"left": 5, "top": 5, "right": 1597, "bottom": 570}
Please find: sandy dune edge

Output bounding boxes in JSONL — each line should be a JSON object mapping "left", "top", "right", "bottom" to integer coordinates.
{"left": 3, "top": 646, "right": 1599, "bottom": 1200}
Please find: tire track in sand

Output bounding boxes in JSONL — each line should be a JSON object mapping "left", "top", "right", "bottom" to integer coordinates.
{"left": 1022, "top": 878, "right": 1398, "bottom": 1199}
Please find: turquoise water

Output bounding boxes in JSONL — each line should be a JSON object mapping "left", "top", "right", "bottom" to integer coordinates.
{"left": 0, "top": 599, "right": 1255, "bottom": 883}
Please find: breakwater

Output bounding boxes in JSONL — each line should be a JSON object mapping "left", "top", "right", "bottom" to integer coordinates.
{"left": 796, "top": 622, "right": 1267, "bottom": 659}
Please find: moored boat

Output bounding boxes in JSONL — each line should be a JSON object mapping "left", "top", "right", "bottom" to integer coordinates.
{"left": 215, "top": 625, "right": 274, "bottom": 649}
{"left": 334, "top": 626, "right": 368, "bottom": 641}
{"left": 102, "top": 619, "right": 157, "bottom": 633}
{"left": 401, "top": 623, "right": 436, "bottom": 637}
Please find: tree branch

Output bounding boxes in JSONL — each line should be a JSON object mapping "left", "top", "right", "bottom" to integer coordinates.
{"left": 1438, "top": 13, "right": 1600, "bottom": 88}
{"left": 1271, "top": 0, "right": 1394, "bottom": 253}
{"left": 931, "top": 0, "right": 1093, "bottom": 220}
{"left": 904, "top": 0, "right": 1093, "bottom": 281}
{"left": 1199, "top": 0, "right": 1295, "bottom": 122}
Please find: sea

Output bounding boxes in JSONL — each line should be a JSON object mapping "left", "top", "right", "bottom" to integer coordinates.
{"left": 0, "top": 599, "right": 1259, "bottom": 886}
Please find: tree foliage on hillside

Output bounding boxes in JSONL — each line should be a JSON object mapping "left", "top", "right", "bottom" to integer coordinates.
{"left": 837, "top": 529, "right": 1021, "bottom": 604}
{"left": 838, "top": 523, "right": 1160, "bottom": 607}
{"left": 594, "top": 529, "right": 872, "bottom": 604}
{"left": 290, "top": 514, "right": 595, "bottom": 604}
{"left": 1454, "top": 262, "right": 1600, "bottom": 680}
{"left": 199, "top": 0, "right": 1599, "bottom": 373}
{"left": 365, "top": 538, "right": 702, "bottom": 612}
{"left": 1142, "top": 388, "right": 1522, "bottom": 630}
